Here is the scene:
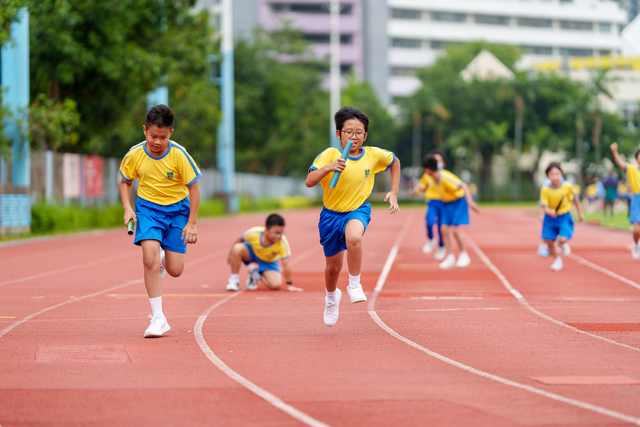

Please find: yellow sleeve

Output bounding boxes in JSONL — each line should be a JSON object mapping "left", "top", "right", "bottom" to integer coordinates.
{"left": 310, "top": 148, "right": 337, "bottom": 173}
{"left": 539, "top": 187, "right": 550, "bottom": 207}
{"left": 371, "top": 147, "right": 395, "bottom": 174}
{"left": 280, "top": 235, "right": 291, "bottom": 259}
{"left": 415, "top": 174, "right": 428, "bottom": 193}
{"left": 119, "top": 147, "right": 140, "bottom": 182}
{"left": 173, "top": 144, "right": 202, "bottom": 186}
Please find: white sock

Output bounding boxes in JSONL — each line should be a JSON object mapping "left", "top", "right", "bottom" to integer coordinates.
{"left": 348, "top": 274, "right": 360, "bottom": 285}
{"left": 229, "top": 273, "right": 239, "bottom": 283}
{"left": 459, "top": 251, "right": 468, "bottom": 256}
{"left": 149, "top": 296, "right": 163, "bottom": 318}
{"left": 326, "top": 290, "right": 337, "bottom": 302}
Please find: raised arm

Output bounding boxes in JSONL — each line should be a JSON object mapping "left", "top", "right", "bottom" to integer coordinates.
{"left": 610, "top": 142, "right": 626, "bottom": 171}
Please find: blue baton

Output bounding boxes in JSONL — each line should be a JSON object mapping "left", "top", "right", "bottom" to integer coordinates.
{"left": 329, "top": 140, "right": 353, "bottom": 188}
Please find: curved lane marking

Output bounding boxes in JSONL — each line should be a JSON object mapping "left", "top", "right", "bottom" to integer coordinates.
{"left": 570, "top": 253, "right": 640, "bottom": 291}
{"left": 368, "top": 211, "right": 640, "bottom": 426}
{"left": 465, "top": 235, "right": 640, "bottom": 353}
{"left": 194, "top": 245, "right": 330, "bottom": 427}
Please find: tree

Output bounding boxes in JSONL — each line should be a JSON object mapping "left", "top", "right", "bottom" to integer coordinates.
{"left": 0, "top": 0, "right": 27, "bottom": 47}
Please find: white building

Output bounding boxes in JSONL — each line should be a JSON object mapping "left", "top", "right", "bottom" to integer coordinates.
{"left": 388, "top": 0, "right": 629, "bottom": 99}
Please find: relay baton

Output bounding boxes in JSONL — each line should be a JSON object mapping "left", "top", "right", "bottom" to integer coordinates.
{"left": 127, "top": 219, "right": 135, "bottom": 235}
{"left": 329, "top": 140, "right": 353, "bottom": 188}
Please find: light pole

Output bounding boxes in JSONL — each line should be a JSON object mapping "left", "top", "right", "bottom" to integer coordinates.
{"left": 329, "top": 0, "right": 340, "bottom": 148}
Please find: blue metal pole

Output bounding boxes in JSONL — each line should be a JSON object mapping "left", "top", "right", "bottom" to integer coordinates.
{"left": 147, "top": 86, "right": 169, "bottom": 110}
{"left": 1, "top": 7, "right": 30, "bottom": 188}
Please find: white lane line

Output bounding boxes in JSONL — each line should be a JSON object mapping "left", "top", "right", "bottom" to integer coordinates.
{"left": 465, "top": 236, "right": 640, "bottom": 353}
{"left": 368, "top": 212, "right": 640, "bottom": 426}
{"left": 194, "top": 293, "right": 329, "bottom": 427}
{"left": 570, "top": 253, "right": 640, "bottom": 292}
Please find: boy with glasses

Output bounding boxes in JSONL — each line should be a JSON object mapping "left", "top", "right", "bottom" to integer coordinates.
{"left": 306, "top": 106, "right": 401, "bottom": 327}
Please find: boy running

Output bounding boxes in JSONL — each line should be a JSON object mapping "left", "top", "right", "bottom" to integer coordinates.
{"left": 120, "top": 104, "right": 201, "bottom": 338}
{"left": 610, "top": 143, "right": 640, "bottom": 259}
{"left": 306, "top": 106, "right": 400, "bottom": 327}
{"left": 414, "top": 150, "right": 446, "bottom": 261}
{"left": 226, "top": 213, "right": 303, "bottom": 292}
{"left": 539, "top": 162, "right": 584, "bottom": 271}
{"left": 422, "top": 155, "right": 479, "bottom": 269}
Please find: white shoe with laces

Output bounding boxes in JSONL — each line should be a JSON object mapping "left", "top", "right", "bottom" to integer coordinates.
{"left": 144, "top": 314, "right": 170, "bottom": 338}
{"left": 561, "top": 243, "right": 571, "bottom": 257}
{"left": 434, "top": 247, "right": 447, "bottom": 261}
{"left": 226, "top": 281, "right": 240, "bottom": 291}
{"left": 422, "top": 239, "right": 436, "bottom": 254}
{"left": 632, "top": 243, "right": 640, "bottom": 260}
{"left": 455, "top": 251, "right": 471, "bottom": 268}
{"left": 323, "top": 289, "right": 342, "bottom": 327}
{"left": 550, "top": 256, "right": 563, "bottom": 271}
{"left": 346, "top": 282, "right": 367, "bottom": 303}
{"left": 439, "top": 254, "right": 456, "bottom": 269}
{"left": 159, "top": 247, "right": 166, "bottom": 280}
{"left": 246, "top": 265, "right": 260, "bottom": 290}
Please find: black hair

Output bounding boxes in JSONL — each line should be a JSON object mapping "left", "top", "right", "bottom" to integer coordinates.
{"left": 429, "top": 149, "right": 446, "bottom": 162}
{"left": 266, "top": 213, "right": 285, "bottom": 228}
{"left": 545, "top": 162, "right": 563, "bottom": 177}
{"left": 334, "top": 106, "right": 369, "bottom": 133}
{"left": 423, "top": 154, "right": 439, "bottom": 171}
{"left": 635, "top": 149, "right": 640, "bottom": 160}
{"left": 145, "top": 104, "right": 174, "bottom": 129}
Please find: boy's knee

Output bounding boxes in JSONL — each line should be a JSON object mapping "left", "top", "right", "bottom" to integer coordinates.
{"left": 143, "top": 253, "right": 160, "bottom": 271}
{"left": 326, "top": 264, "right": 342, "bottom": 276}
{"left": 345, "top": 234, "right": 362, "bottom": 248}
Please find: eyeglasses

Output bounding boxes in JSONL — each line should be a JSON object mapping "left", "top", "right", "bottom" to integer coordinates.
{"left": 340, "top": 130, "right": 366, "bottom": 139}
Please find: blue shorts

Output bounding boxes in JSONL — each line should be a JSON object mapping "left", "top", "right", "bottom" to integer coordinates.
{"left": 243, "top": 243, "right": 281, "bottom": 273}
{"left": 542, "top": 212, "right": 574, "bottom": 241}
{"left": 134, "top": 197, "right": 190, "bottom": 254}
{"left": 441, "top": 197, "right": 469, "bottom": 226}
{"left": 630, "top": 194, "right": 640, "bottom": 224}
{"left": 318, "top": 203, "right": 371, "bottom": 257}
{"left": 426, "top": 200, "right": 444, "bottom": 227}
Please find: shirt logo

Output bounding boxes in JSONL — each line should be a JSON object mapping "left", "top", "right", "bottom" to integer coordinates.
{"left": 364, "top": 169, "right": 370, "bottom": 178}
{"left": 167, "top": 172, "right": 174, "bottom": 179}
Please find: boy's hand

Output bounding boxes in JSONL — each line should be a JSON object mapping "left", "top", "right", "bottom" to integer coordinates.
{"left": 182, "top": 223, "right": 198, "bottom": 244}
{"left": 385, "top": 192, "right": 400, "bottom": 215}
{"left": 123, "top": 209, "right": 136, "bottom": 226}
{"left": 470, "top": 202, "right": 480, "bottom": 214}
{"left": 286, "top": 284, "right": 304, "bottom": 292}
{"left": 546, "top": 209, "right": 558, "bottom": 219}
{"left": 611, "top": 142, "right": 618, "bottom": 153}
{"left": 578, "top": 212, "right": 585, "bottom": 222}
{"left": 326, "top": 158, "right": 346, "bottom": 173}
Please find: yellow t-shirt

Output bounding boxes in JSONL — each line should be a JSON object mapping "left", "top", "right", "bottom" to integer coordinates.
{"left": 310, "top": 146, "right": 395, "bottom": 212}
{"left": 417, "top": 173, "right": 442, "bottom": 201}
{"left": 540, "top": 181, "right": 575, "bottom": 215}
{"left": 585, "top": 184, "right": 598, "bottom": 199}
{"left": 120, "top": 141, "right": 201, "bottom": 206}
{"left": 243, "top": 226, "right": 291, "bottom": 263}
{"left": 433, "top": 170, "right": 465, "bottom": 203}
{"left": 626, "top": 163, "right": 640, "bottom": 194}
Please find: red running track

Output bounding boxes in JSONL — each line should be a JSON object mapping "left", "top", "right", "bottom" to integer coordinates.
{"left": 0, "top": 207, "right": 639, "bottom": 426}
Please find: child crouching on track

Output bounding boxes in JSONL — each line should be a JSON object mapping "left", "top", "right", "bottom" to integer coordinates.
{"left": 120, "top": 104, "right": 201, "bottom": 338}
{"left": 610, "top": 142, "right": 640, "bottom": 259}
{"left": 226, "top": 213, "right": 303, "bottom": 292}
{"left": 539, "top": 162, "right": 584, "bottom": 271}
{"left": 422, "top": 155, "right": 479, "bottom": 269}
{"left": 306, "top": 105, "right": 400, "bottom": 327}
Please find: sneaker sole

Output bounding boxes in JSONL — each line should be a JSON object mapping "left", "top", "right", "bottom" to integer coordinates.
{"left": 144, "top": 325, "right": 171, "bottom": 338}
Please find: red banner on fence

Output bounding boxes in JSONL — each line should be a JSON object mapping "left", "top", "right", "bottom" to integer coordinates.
{"left": 84, "top": 156, "right": 103, "bottom": 197}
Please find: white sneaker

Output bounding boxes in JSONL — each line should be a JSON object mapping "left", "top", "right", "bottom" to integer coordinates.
{"left": 550, "top": 257, "right": 563, "bottom": 271}
{"left": 633, "top": 243, "right": 640, "bottom": 260}
{"left": 346, "top": 282, "right": 367, "bottom": 303}
{"left": 323, "top": 289, "right": 342, "bottom": 327}
{"left": 144, "top": 314, "right": 170, "bottom": 338}
{"left": 561, "top": 243, "right": 571, "bottom": 257}
{"left": 456, "top": 251, "right": 471, "bottom": 268}
{"left": 439, "top": 254, "right": 456, "bottom": 269}
{"left": 159, "top": 247, "right": 166, "bottom": 280}
{"left": 422, "top": 239, "right": 436, "bottom": 254}
{"left": 226, "top": 281, "right": 240, "bottom": 292}
{"left": 246, "top": 265, "right": 260, "bottom": 290}
{"left": 434, "top": 247, "right": 447, "bottom": 261}
{"left": 538, "top": 243, "right": 550, "bottom": 258}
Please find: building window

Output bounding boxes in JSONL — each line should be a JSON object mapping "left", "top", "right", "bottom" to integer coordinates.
{"left": 392, "top": 67, "right": 417, "bottom": 77}
{"left": 340, "top": 64, "right": 352, "bottom": 73}
{"left": 599, "top": 22, "right": 612, "bottom": 33}
{"left": 599, "top": 49, "right": 612, "bottom": 56}
{"left": 560, "top": 20, "right": 593, "bottom": 31}
{"left": 517, "top": 18, "right": 552, "bottom": 28}
{"left": 475, "top": 15, "right": 510, "bottom": 26}
{"left": 392, "top": 38, "right": 422, "bottom": 49}
{"left": 521, "top": 45, "right": 553, "bottom": 55}
{"left": 303, "top": 33, "right": 352, "bottom": 44}
{"left": 430, "top": 40, "right": 456, "bottom": 50}
{"left": 432, "top": 12, "right": 466, "bottom": 22}
{"left": 392, "top": 8, "right": 422, "bottom": 20}
{"left": 559, "top": 48, "right": 593, "bottom": 57}
{"left": 270, "top": 3, "right": 352, "bottom": 15}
